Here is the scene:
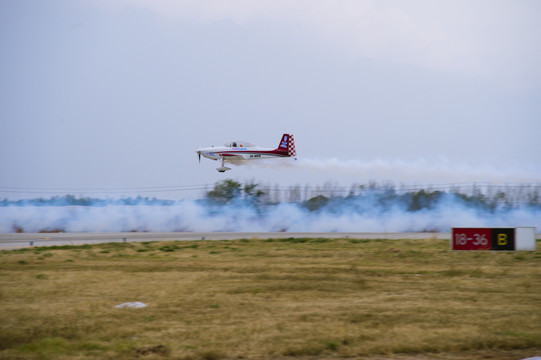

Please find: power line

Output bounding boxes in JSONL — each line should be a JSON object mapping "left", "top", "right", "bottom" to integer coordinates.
{"left": 0, "top": 184, "right": 213, "bottom": 190}
{"left": 0, "top": 184, "right": 214, "bottom": 194}
{"left": 0, "top": 182, "right": 539, "bottom": 197}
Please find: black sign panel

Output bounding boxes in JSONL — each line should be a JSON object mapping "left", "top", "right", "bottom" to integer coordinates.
{"left": 491, "top": 228, "right": 515, "bottom": 251}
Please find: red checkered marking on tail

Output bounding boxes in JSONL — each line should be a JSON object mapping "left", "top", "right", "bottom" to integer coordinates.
{"left": 288, "top": 134, "right": 296, "bottom": 157}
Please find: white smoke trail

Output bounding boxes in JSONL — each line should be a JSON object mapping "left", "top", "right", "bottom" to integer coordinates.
{"left": 241, "top": 157, "right": 541, "bottom": 184}
{"left": 2, "top": 155, "right": 540, "bottom": 233}
{"left": 1, "top": 198, "right": 539, "bottom": 233}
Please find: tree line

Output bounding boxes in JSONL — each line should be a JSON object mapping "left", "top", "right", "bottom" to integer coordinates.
{"left": 204, "top": 180, "right": 541, "bottom": 213}
{"left": 2, "top": 180, "right": 540, "bottom": 213}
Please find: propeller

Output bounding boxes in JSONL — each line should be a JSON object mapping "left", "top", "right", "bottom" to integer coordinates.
{"left": 198, "top": 152, "right": 201, "bottom": 163}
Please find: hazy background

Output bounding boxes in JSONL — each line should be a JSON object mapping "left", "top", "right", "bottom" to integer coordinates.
{"left": 1, "top": 0, "right": 540, "bottom": 200}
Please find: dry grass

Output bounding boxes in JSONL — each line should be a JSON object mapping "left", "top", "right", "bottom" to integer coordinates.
{"left": 0, "top": 237, "right": 540, "bottom": 360}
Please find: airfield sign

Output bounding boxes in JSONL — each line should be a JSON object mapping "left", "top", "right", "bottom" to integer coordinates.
{"left": 452, "top": 227, "right": 536, "bottom": 251}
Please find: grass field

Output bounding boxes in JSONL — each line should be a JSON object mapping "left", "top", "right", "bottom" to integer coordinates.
{"left": 0, "top": 237, "right": 540, "bottom": 360}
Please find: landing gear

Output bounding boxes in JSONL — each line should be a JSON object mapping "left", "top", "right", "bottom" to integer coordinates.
{"left": 216, "top": 157, "right": 231, "bottom": 172}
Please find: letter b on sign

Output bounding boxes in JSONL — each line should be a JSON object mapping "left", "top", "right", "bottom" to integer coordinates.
{"left": 491, "top": 228, "right": 515, "bottom": 251}
{"left": 498, "top": 234, "right": 507, "bottom": 246}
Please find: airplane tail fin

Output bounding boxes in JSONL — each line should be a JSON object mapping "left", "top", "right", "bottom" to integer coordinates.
{"left": 277, "top": 133, "right": 296, "bottom": 157}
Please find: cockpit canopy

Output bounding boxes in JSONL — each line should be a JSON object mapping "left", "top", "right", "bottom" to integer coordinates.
{"left": 224, "top": 141, "right": 254, "bottom": 148}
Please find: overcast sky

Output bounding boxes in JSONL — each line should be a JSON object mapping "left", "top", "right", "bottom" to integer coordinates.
{"left": 1, "top": 0, "right": 540, "bottom": 199}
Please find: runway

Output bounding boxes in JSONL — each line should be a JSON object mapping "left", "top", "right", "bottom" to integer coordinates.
{"left": 0, "top": 232, "right": 451, "bottom": 249}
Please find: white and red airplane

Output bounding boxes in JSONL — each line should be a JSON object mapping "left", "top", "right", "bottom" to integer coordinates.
{"left": 196, "top": 133, "right": 296, "bottom": 172}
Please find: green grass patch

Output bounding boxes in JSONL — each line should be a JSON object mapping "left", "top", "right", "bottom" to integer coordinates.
{"left": 0, "top": 237, "right": 539, "bottom": 360}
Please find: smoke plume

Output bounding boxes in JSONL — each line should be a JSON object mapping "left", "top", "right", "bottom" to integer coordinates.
{"left": 242, "top": 157, "right": 541, "bottom": 184}
{"left": 1, "top": 186, "right": 539, "bottom": 233}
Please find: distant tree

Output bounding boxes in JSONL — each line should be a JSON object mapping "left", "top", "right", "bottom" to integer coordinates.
{"left": 405, "top": 190, "right": 444, "bottom": 211}
{"left": 243, "top": 183, "right": 265, "bottom": 204}
{"left": 527, "top": 188, "right": 540, "bottom": 207}
{"left": 206, "top": 180, "right": 242, "bottom": 204}
{"left": 205, "top": 180, "right": 266, "bottom": 205}
{"left": 287, "top": 184, "right": 302, "bottom": 203}
{"left": 303, "top": 195, "right": 329, "bottom": 211}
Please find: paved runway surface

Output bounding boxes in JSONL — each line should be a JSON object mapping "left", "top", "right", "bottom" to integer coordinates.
{"left": 0, "top": 232, "right": 451, "bottom": 249}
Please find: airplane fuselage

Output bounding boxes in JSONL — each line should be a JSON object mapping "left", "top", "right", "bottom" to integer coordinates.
{"left": 198, "top": 145, "right": 288, "bottom": 161}
{"left": 196, "top": 134, "right": 296, "bottom": 172}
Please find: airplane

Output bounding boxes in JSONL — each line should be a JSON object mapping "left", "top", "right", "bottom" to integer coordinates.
{"left": 196, "top": 133, "right": 296, "bottom": 172}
